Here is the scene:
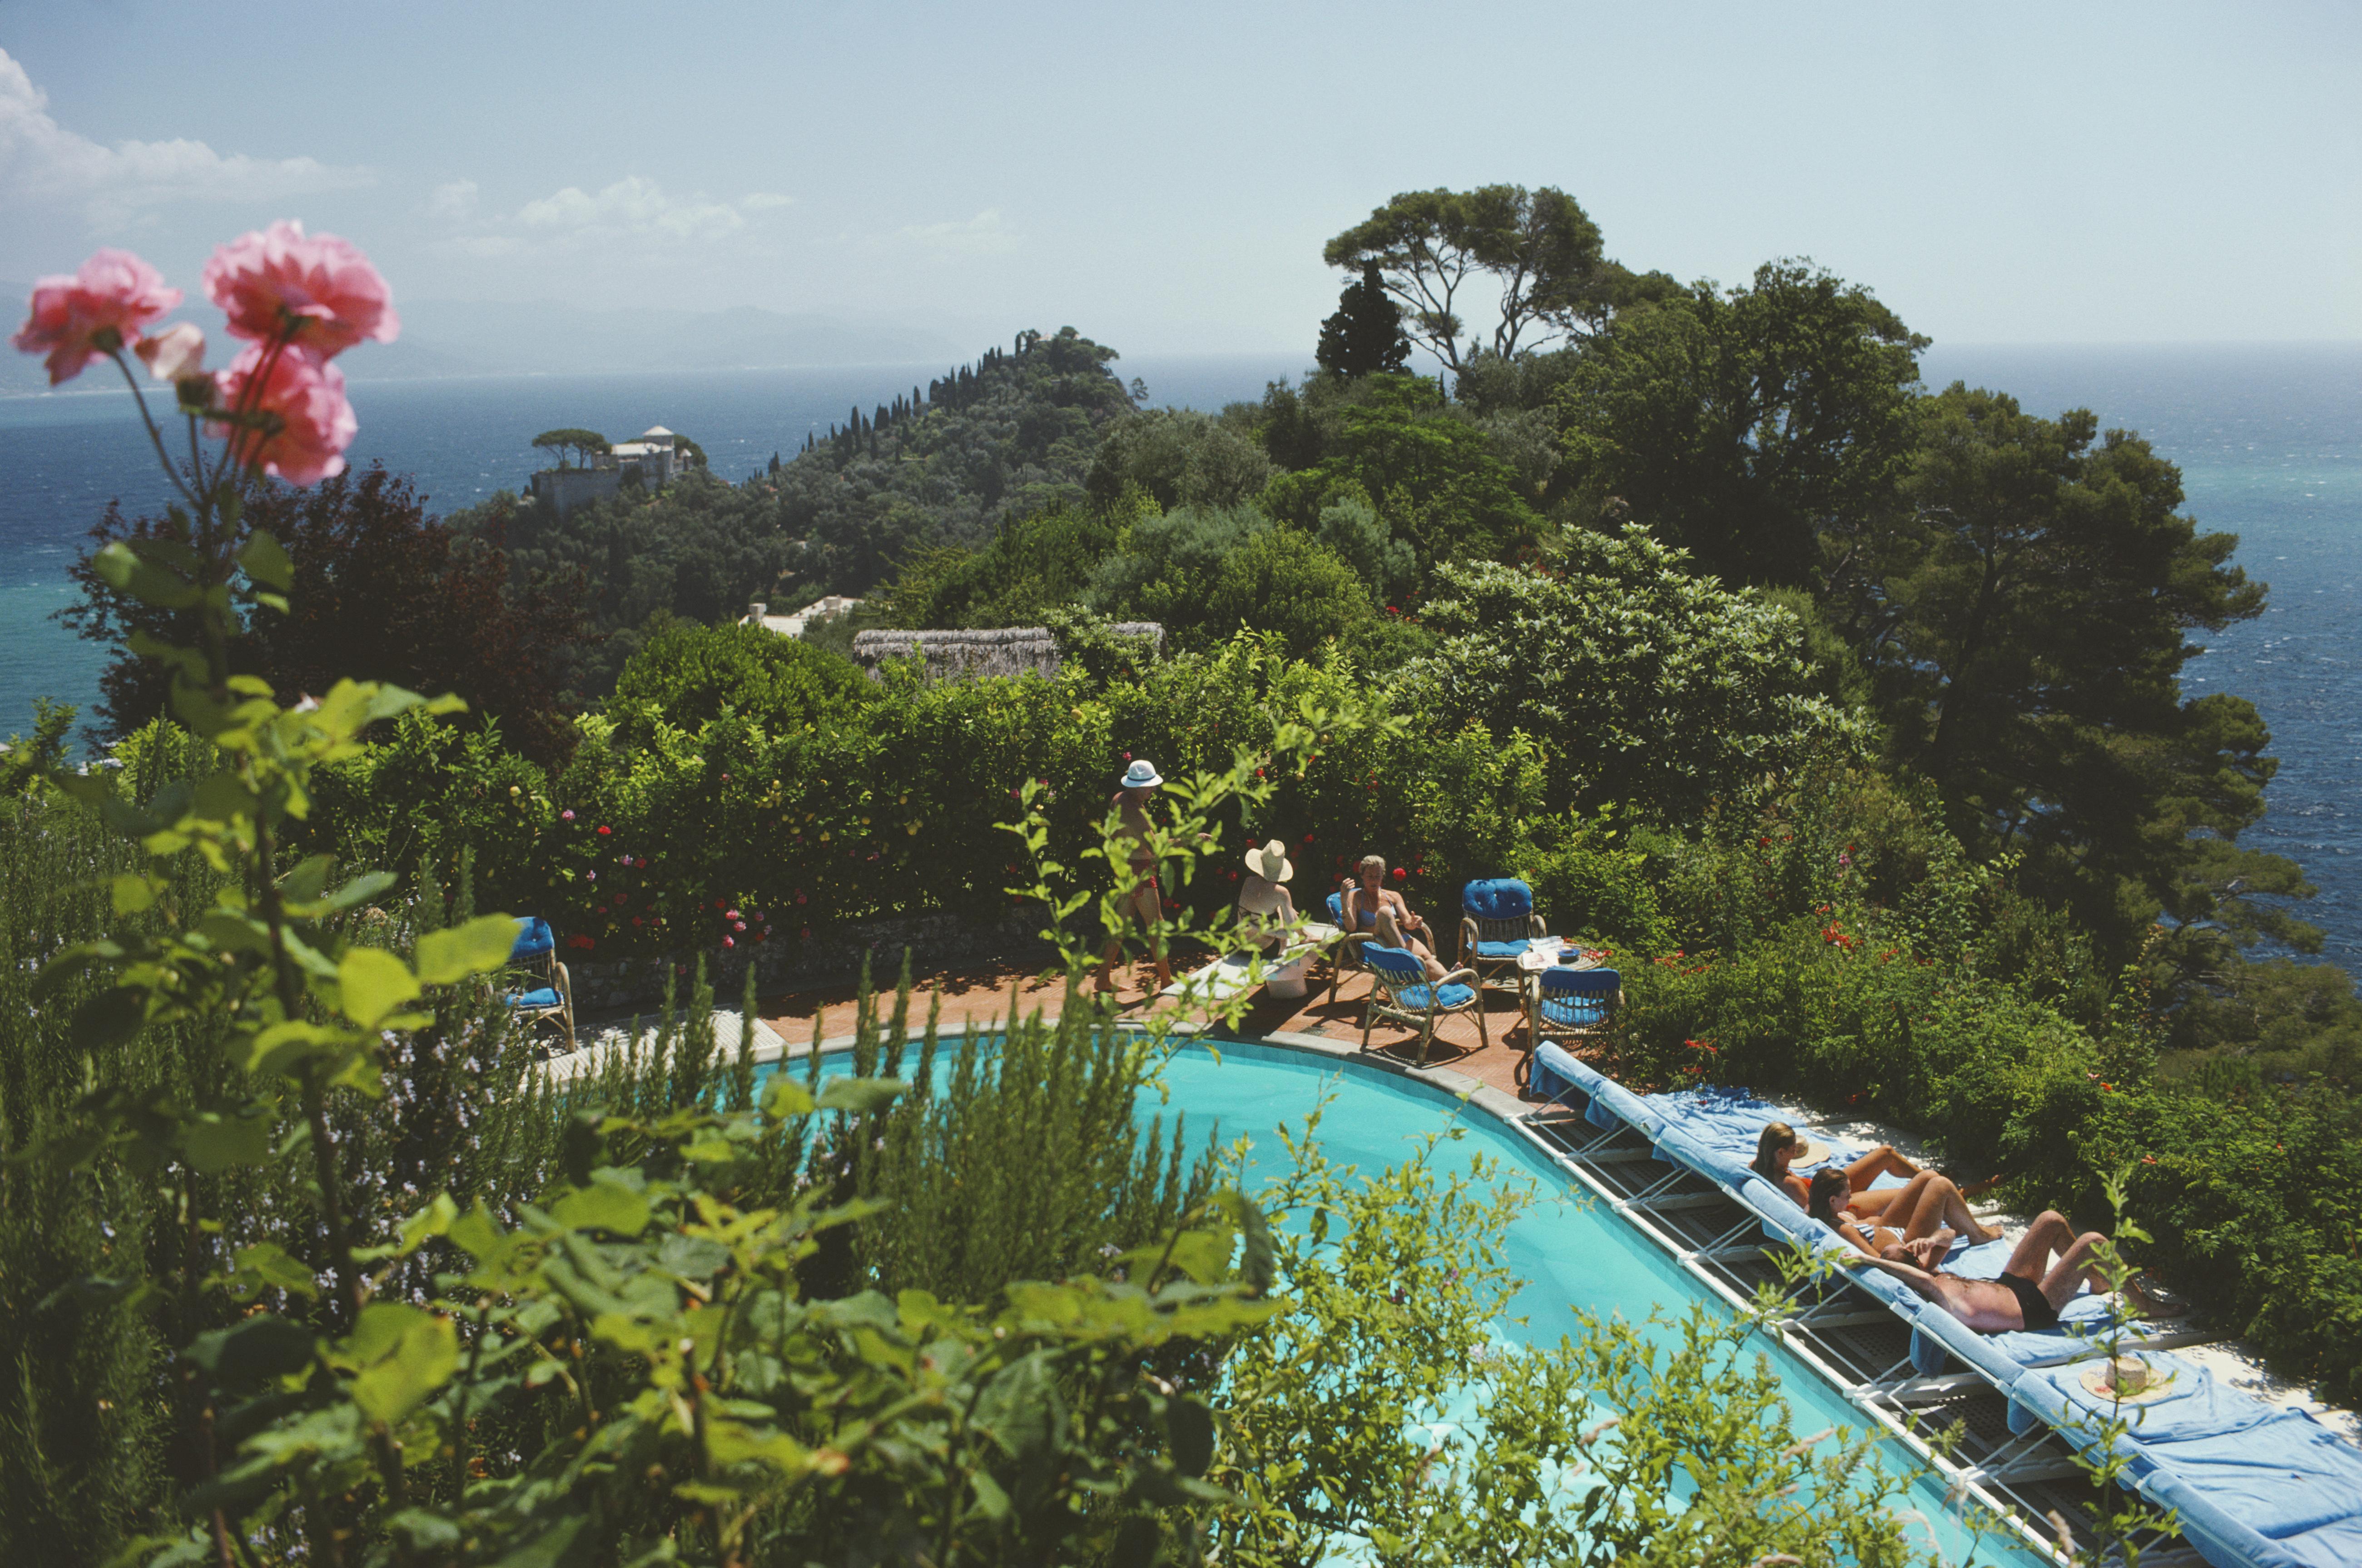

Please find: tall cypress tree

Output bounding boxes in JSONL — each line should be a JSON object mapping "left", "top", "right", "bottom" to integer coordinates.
{"left": 1317, "top": 260, "right": 1413, "bottom": 378}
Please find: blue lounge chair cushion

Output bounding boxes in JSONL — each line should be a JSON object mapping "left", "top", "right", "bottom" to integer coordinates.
{"left": 509, "top": 986, "right": 562, "bottom": 1010}
{"left": 1394, "top": 981, "right": 1477, "bottom": 1012}
{"left": 511, "top": 916, "right": 555, "bottom": 961}
{"left": 1462, "top": 878, "right": 1533, "bottom": 921}
{"left": 1475, "top": 938, "right": 1533, "bottom": 959}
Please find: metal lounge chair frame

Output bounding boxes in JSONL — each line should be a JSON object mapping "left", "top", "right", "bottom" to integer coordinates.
{"left": 1358, "top": 943, "right": 1488, "bottom": 1067}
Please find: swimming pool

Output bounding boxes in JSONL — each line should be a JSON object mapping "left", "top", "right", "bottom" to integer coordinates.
{"left": 1154, "top": 1037, "right": 2047, "bottom": 1566}
{"left": 762, "top": 1029, "right": 2049, "bottom": 1563}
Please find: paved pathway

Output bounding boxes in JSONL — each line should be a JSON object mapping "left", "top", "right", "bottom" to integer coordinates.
{"left": 759, "top": 952, "right": 1543, "bottom": 1098}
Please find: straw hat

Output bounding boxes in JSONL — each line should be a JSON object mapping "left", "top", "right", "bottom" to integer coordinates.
{"left": 1245, "top": 839, "right": 1294, "bottom": 883}
{"left": 1767, "top": 1122, "right": 1831, "bottom": 1167}
{"left": 2079, "top": 1354, "right": 2178, "bottom": 1405}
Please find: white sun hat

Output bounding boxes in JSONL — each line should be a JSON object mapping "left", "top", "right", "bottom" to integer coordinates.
{"left": 1121, "top": 758, "right": 1164, "bottom": 790}
{"left": 1245, "top": 839, "right": 1294, "bottom": 883}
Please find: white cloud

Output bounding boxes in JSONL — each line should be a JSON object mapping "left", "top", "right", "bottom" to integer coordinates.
{"left": 740, "top": 192, "right": 794, "bottom": 212}
{"left": 516, "top": 176, "right": 749, "bottom": 242}
{"left": 896, "top": 208, "right": 1017, "bottom": 256}
{"left": 427, "top": 178, "right": 479, "bottom": 221}
{"left": 0, "top": 48, "right": 369, "bottom": 228}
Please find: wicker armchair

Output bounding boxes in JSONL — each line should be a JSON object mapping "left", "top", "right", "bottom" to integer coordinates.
{"left": 1323, "top": 889, "right": 1376, "bottom": 1005}
{"left": 1528, "top": 965, "right": 1620, "bottom": 1052}
{"left": 1459, "top": 878, "right": 1548, "bottom": 997}
{"left": 1359, "top": 943, "right": 1488, "bottom": 1067}
{"left": 504, "top": 916, "right": 576, "bottom": 1054}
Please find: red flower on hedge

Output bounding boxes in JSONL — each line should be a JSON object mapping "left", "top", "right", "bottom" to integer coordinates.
{"left": 596, "top": 825, "right": 612, "bottom": 836}
{"left": 1391, "top": 868, "right": 1405, "bottom": 881}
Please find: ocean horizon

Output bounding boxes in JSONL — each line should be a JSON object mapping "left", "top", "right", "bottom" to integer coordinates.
{"left": 3, "top": 343, "right": 2357, "bottom": 961}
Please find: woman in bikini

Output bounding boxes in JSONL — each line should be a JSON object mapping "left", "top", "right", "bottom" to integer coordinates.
{"left": 1756, "top": 1123, "right": 2001, "bottom": 1246}
{"left": 1341, "top": 853, "right": 1445, "bottom": 981}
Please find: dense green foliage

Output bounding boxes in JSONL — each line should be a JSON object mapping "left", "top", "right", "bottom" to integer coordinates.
{"left": 65, "top": 467, "right": 591, "bottom": 765}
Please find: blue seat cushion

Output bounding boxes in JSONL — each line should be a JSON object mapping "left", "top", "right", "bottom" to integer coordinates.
{"left": 1474, "top": 938, "right": 1532, "bottom": 959}
{"left": 1394, "top": 981, "right": 1476, "bottom": 1012}
{"left": 1539, "top": 994, "right": 1611, "bottom": 1027}
{"left": 511, "top": 916, "right": 555, "bottom": 961}
{"left": 508, "top": 986, "right": 563, "bottom": 1010}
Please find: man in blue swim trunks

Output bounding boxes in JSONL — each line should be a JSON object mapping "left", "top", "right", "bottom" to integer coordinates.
{"left": 1851, "top": 1210, "right": 2112, "bottom": 1333}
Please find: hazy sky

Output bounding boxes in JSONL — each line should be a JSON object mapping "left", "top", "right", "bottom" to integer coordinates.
{"left": 2, "top": 1, "right": 2356, "bottom": 355}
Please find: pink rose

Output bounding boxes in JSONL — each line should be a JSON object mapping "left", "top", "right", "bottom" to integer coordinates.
{"left": 11, "top": 249, "right": 181, "bottom": 386}
{"left": 133, "top": 322, "right": 207, "bottom": 383}
{"left": 203, "top": 220, "right": 398, "bottom": 357}
{"left": 210, "top": 344, "right": 356, "bottom": 485}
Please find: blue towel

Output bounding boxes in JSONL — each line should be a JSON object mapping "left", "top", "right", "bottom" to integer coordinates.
{"left": 2013, "top": 1353, "right": 2362, "bottom": 1568}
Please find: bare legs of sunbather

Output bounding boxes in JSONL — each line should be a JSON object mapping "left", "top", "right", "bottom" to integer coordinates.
{"left": 1373, "top": 908, "right": 1447, "bottom": 982}
{"left": 1862, "top": 1170, "right": 2004, "bottom": 1245}
{"left": 1857, "top": 1209, "right": 2111, "bottom": 1332}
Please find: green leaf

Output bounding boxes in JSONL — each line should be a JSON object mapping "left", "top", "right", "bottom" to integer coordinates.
{"left": 323, "top": 871, "right": 396, "bottom": 912}
{"left": 343, "top": 1303, "right": 459, "bottom": 1424}
{"left": 398, "top": 1193, "right": 459, "bottom": 1254}
{"left": 225, "top": 1240, "right": 320, "bottom": 1302}
{"left": 71, "top": 988, "right": 147, "bottom": 1052}
{"left": 108, "top": 874, "right": 157, "bottom": 915}
{"left": 240, "top": 1019, "right": 351, "bottom": 1076}
{"left": 279, "top": 854, "right": 332, "bottom": 906}
{"left": 185, "top": 1313, "right": 317, "bottom": 1385}
{"left": 237, "top": 529, "right": 294, "bottom": 591}
{"left": 968, "top": 1470, "right": 1012, "bottom": 1522}
{"left": 415, "top": 914, "right": 520, "bottom": 985}
{"left": 1219, "top": 1188, "right": 1277, "bottom": 1294}
{"left": 816, "top": 1076, "right": 908, "bottom": 1114}
{"left": 762, "top": 1076, "right": 816, "bottom": 1120}
{"left": 1167, "top": 1395, "right": 1215, "bottom": 1477}
{"left": 182, "top": 1104, "right": 278, "bottom": 1174}
{"left": 93, "top": 542, "right": 198, "bottom": 608}
{"left": 551, "top": 1180, "right": 651, "bottom": 1238}
{"left": 338, "top": 947, "right": 422, "bottom": 1029}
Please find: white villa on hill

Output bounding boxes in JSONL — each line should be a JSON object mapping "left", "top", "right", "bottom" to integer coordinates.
{"left": 530, "top": 425, "right": 693, "bottom": 516}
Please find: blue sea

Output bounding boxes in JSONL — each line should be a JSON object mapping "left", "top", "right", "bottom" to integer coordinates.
{"left": 4, "top": 345, "right": 2358, "bottom": 961}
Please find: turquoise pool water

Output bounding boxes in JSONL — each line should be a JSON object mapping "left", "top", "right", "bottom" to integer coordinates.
{"left": 777, "top": 1035, "right": 2047, "bottom": 1564}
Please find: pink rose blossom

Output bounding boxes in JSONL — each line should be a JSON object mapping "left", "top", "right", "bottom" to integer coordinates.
{"left": 134, "top": 322, "right": 206, "bottom": 382}
{"left": 210, "top": 344, "right": 356, "bottom": 485}
{"left": 11, "top": 249, "right": 181, "bottom": 385}
{"left": 203, "top": 221, "right": 398, "bottom": 357}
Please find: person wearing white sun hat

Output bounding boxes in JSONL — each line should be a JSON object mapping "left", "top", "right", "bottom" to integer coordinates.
{"left": 1236, "top": 838, "right": 1299, "bottom": 952}
{"left": 1097, "top": 757, "right": 1174, "bottom": 994}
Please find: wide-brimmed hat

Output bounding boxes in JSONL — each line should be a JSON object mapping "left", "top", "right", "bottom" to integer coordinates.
{"left": 1245, "top": 840, "right": 1294, "bottom": 883}
{"left": 1120, "top": 758, "right": 1164, "bottom": 790}
{"left": 2079, "top": 1354, "right": 2178, "bottom": 1406}
{"left": 1782, "top": 1127, "right": 1834, "bottom": 1167}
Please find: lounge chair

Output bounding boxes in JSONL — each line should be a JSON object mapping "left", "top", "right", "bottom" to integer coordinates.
{"left": 1529, "top": 965, "right": 1620, "bottom": 1050}
{"left": 1459, "top": 878, "right": 1548, "bottom": 996}
{"left": 505, "top": 916, "right": 576, "bottom": 1054}
{"left": 1358, "top": 943, "right": 1487, "bottom": 1067}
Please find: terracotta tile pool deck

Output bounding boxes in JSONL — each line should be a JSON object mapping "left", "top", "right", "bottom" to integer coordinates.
{"left": 759, "top": 953, "right": 1560, "bottom": 1101}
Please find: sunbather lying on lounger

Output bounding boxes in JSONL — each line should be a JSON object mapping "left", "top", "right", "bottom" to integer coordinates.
{"left": 1754, "top": 1122, "right": 2002, "bottom": 1244}
{"left": 1847, "top": 1210, "right": 2122, "bottom": 1333}
{"left": 1806, "top": 1168, "right": 1996, "bottom": 1266}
